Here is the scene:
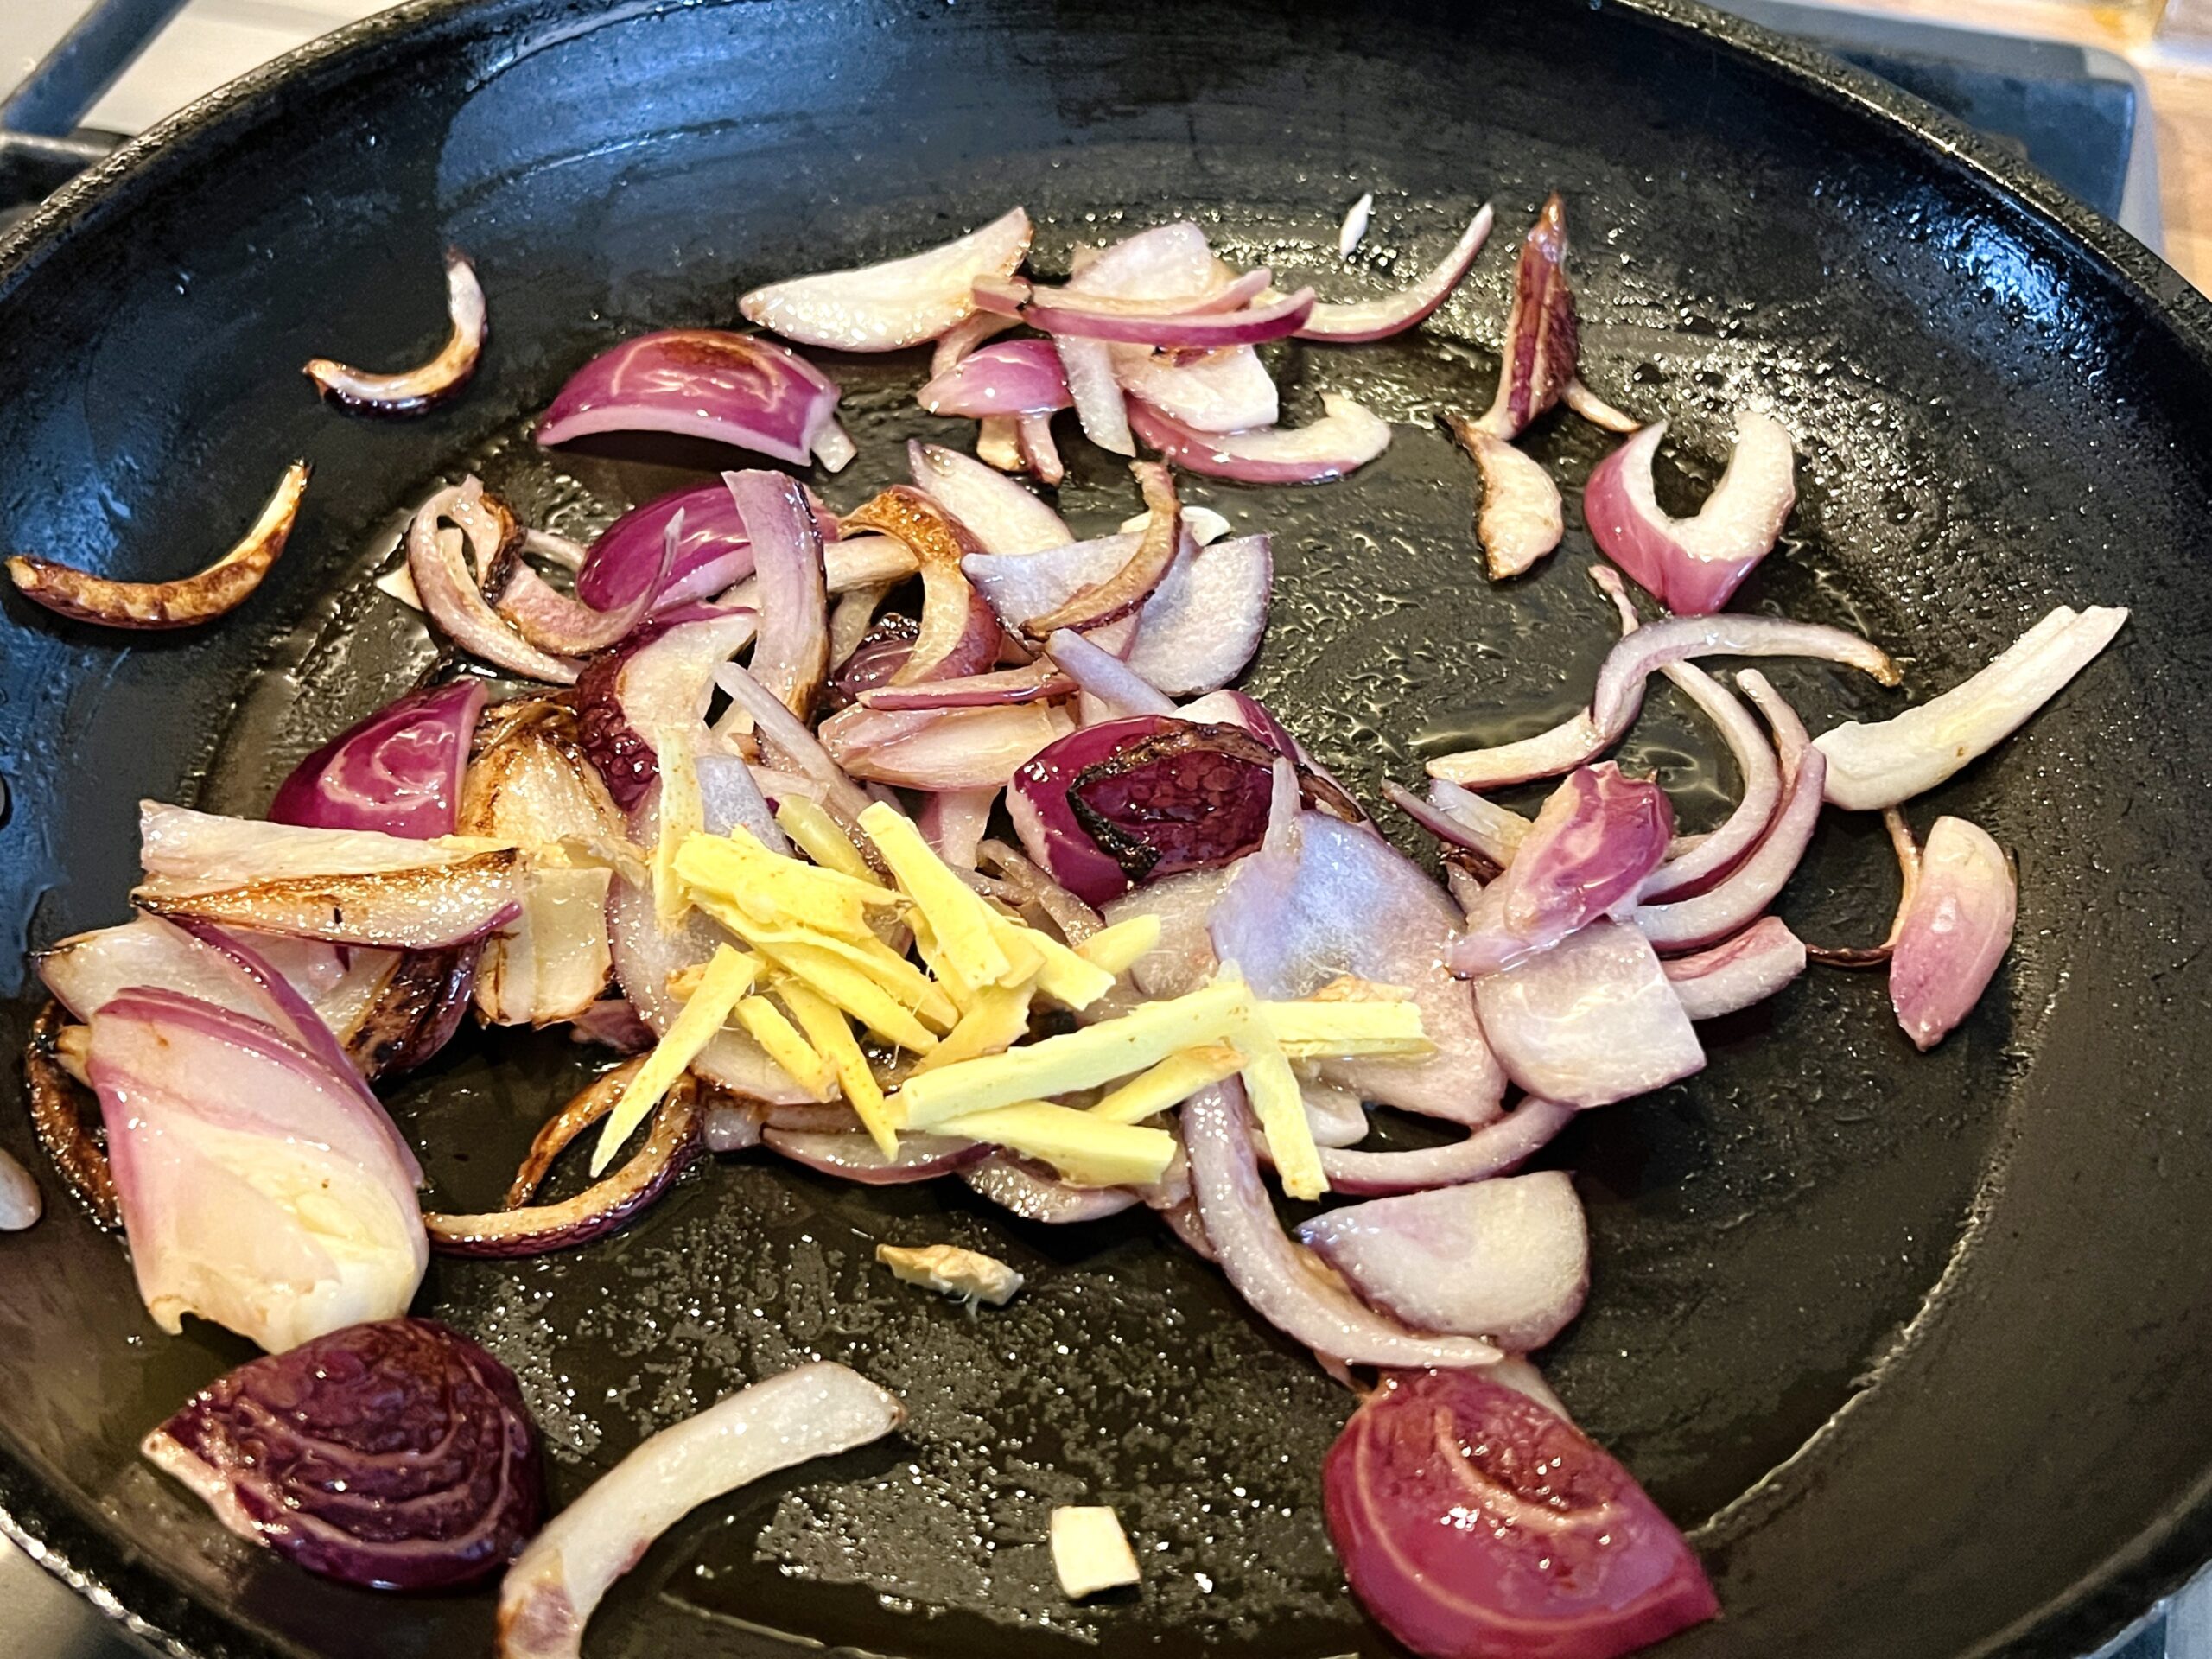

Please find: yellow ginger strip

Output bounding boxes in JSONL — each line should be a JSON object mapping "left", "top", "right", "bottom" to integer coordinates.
{"left": 652, "top": 737, "right": 703, "bottom": 930}
{"left": 775, "top": 796, "right": 878, "bottom": 882}
{"left": 1228, "top": 1001, "right": 1327, "bottom": 1200}
{"left": 988, "top": 911, "right": 1110, "bottom": 1010}
{"left": 689, "top": 894, "right": 950, "bottom": 1047}
{"left": 1258, "top": 998, "right": 1432, "bottom": 1060}
{"left": 1074, "top": 914, "right": 1161, "bottom": 977}
{"left": 778, "top": 979, "right": 899, "bottom": 1156}
{"left": 909, "top": 979, "right": 1036, "bottom": 1076}
{"left": 893, "top": 977, "right": 1250, "bottom": 1129}
{"left": 590, "top": 944, "right": 755, "bottom": 1173}
{"left": 676, "top": 827, "right": 899, "bottom": 943}
{"left": 1089, "top": 1044, "right": 1245, "bottom": 1125}
{"left": 933, "top": 1102, "right": 1175, "bottom": 1186}
{"left": 911, "top": 912, "right": 980, "bottom": 1013}
{"left": 859, "top": 803, "right": 1024, "bottom": 988}
{"left": 732, "top": 995, "right": 836, "bottom": 1101}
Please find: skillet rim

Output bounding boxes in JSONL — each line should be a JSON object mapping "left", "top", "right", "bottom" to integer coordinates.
{"left": 0, "top": 1, "right": 2206, "bottom": 1656}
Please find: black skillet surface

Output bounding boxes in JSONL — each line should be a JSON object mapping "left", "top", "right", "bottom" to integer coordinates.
{"left": 0, "top": 1, "right": 2209, "bottom": 1656}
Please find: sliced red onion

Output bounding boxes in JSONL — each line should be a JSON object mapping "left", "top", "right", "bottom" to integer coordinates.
{"left": 497, "top": 512, "right": 676, "bottom": 657}
{"left": 1474, "top": 919, "right": 1705, "bottom": 1108}
{"left": 133, "top": 804, "right": 523, "bottom": 950}
{"left": 831, "top": 613, "right": 918, "bottom": 708}
{"left": 575, "top": 482, "right": 754, "bottom": 615}
{"left": 536, "top": 329, "right": 845, "bottom": 467}
{"left": 931, "top": 309, "right": 1020, "bottom": 377}
{"left": 1058, "top": 337, "right": 1135, "bottom": 455}
{"left": 1, "top": 1152, "right": 42, "bottom": 1230}
{"left": 1073, "top": 222, "right": 1221, "bottom": 301}
{"left": 713, "top": 661, "right": 874, "bottom": 820}
{"left": 965, "top": 1154, "right": 1141, "bottom": 1221}
{"left": 696, "top": 752, "right": 788, "bottom": 849}
{"left": 976, "top": 414, "right": 1025, "bottom": 471}
{"left": 1126, "top": 532, "right": 1271, "bottom": 697}
{"left": 1444, "top": 415, "right": 1561, "bottom": 580}
{"left": 143, "top": 1319, "right": 541, "bottom": 1591}
{"left": 1023, "top": 461, "right": 1183, "bottom": 636}
{"left": 1452, "top": 764, "right": 1674, "bottom": 976}
{"left": 1318, "top": 1098, "right": 1578, "bottom": 1197}
{"left": 408, "top": 480, "right": 580, "bottom": 683}
{"left": 963, "top": 531, "right": 1136, "bottom": 633}
{"left": 1046, "top": 628, "right": 1177, "bottom": 718}
{"left": 1184, "top": 1083, "right": 1500, "bottom": 1365}
{"left": 838, "top": 486, "right": 1001, "bottom": 684}
{"left": 861, "top": 663, "right": 1072, "bottom": 711}
{"left": 304, "top": 249, "right": 486, "bottom": 416}
{"left": 1564, "top": 379, "right": 1640, "bottom": 432}
{"left": 1128, "top": 392, "right": 1392, "bottom": 485}
{"left": 269, "top": 679, "right": 485, "bottom": 840}
{"left": 588, "top": 610, "right": 759, "bottom": 805}
{"left": 919, "top": 788, "right": 996, "bottom": 870}
{"left": 907, "top": 440, "right": 1072, "bottom": 554}
{"left": 1635, "top": 673, "right": 1825, "bottom": 952}
{"left": 1296, "top": 1081, "right": 1371, "bottom": 1150}
{"left": 1814, "top": 604, "right": 2128, "bottom": 810}
{"left": 1411, "top": 779, "right": 1533, "bottom": 868}
{"left": 1213, "top": 810, "right": 1506, "bottom": 1125}
{"left": 1665, "top": 914, "right": 1808, "bottom": 1020}
{"left": 1014, "top": 413, "right": 1064, "bottom": 485}
{"left": 919, "top": 338, "right": 1071, "bottom": 416}
{"left": 346, "top": 946, "right": 481, "bottom": 1079}
{"left": 739, "top": 207, "right": 1033, "bottom": 351}
{"left": 89, "top": 989, "right": 427, "bottom": 1352}
{"left": 826, "top": 532, "right": 920, "bottom": 593}
{"left": 1324, "top": 1368, "right": 1719, "bottom": 1659}
{"left": 1428, "top": 610, "right": 1897, "bottom": 789}
{"left": 725, "top": 469, "right": 830, "bottom": 720}
{"left": 1297, "top": 204, "right": 1494, "bottom": 343}
{"left": 1026, "top": 276, "right": 1313, "bottom": 349}
{"left": 429, "top": 1089, "right": 702, "bottom": 1257}
{"left": 1889, "top": 816, "right": 2016, "bottom": 1051}
{"left": 497, "top": 1364, "right": 903, "bottom": 1659}
{"left": 1298, "top": 1172, "right": 1588, "bottom": 1350}
{"left": 25, "top": 1001, "right": 116, "bottom": 1224}
{"left": 569, "top": 997, "right": 655, "bottom": 1052}
{"left": 1585, "top": 410, "right": 1797, "bottom": 613}
{"left": 971, "top": 276, "right": 1032, "bottom": 318}
{"left": 822, "top": 701, "right": 1074, "bottom": 791}
{"left": 763, "top": 1128, "right": 983, "bottom": 1184}
{"left": 1113, "top": 345, "right": 1278, "bottom": 433}
{"left": 1477, "top": 194, "right": 1580, "bottom": 442}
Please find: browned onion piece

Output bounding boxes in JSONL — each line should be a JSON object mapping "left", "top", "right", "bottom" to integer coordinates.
{"left": 408, "top": 480, "right": 582, "bottom": 683}
{"left": 7, "top": 461, "right": 308, "bottom": 632}
{"left": 837, "top": 486, "right": 1000, "bottom": 685}
{"left": 1478, "top": 194, "right": 1578, "bottom": 441}
{"left": 504, "top": 1061, "right": 639, "bottom": 1205}
{"left": 23, "top": 1001, "right": 118, "bottom": 1227}
{"left": 427, "top": 1071, "right": 702, "bottom": 1258}
{"left": 1022, "top": 461, "right": 1181, "bottom": 637}
{"left": 346, "top": 945, "right": 481, "bottom": 1078}
{"left": 304, "top": 249, "right": 487, "bottom": 415}
{"left": 1444, "top": 415, "right": 1563, "bottom": 580}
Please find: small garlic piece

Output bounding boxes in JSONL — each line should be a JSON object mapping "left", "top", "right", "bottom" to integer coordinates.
{"left": 1051, "top": 1505, "right": 1141, "bottom": 1599}
{"left": 874, "top": 1243, "right": 1024, "bottom": 1306}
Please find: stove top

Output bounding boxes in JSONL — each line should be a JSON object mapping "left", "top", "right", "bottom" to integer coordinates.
{"left": 0, "top": 1, "right": 2185, "bottom": 1656}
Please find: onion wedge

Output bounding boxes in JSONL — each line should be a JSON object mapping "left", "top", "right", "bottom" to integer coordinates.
{"left": 1297, "top": 204, "right": 1493, "bottom": 342}
{"left": 8, "top": 461, "right": 307, "bottom": 631}
{"left": 1318, "top": 1098, "right": 1578, "bottom": 1197}
{"left": 1024, "top": 461, "right": 1184, "bottom": 636}
{"left": 304, "top": 249, "right": 486, "bottom": 414}
{"left": 1128, "top": 392, "right": 1392, "bottom": 485}
{"left": 497, "top": 1363, "right": 904, "bottom": 1659}
{"left": 1125, "top": 532, "right": 1273, "bottom": 697}
{"left": 408, "top": 480, "right": 581, "bottom": 683}
{"left": 1814, "top": 604, "right": 2128, "bottom": 810}
{"left": 1889, "top": 816, "right": 2016, "bottom": 1050}
{"left": 1113, "top": 345, "right": 1277, "bottom": 433}
{"left": 1444, "top": 415, "right": 1561, "bottom": 580}
{"left": 839, "top": 486, "right": 1000, "bottom": 683}
{"left": 1585, "top": 410, "right": 1797, "bottom": 613}
{"left": 1474, "top": 919, "right": 1706, "bottom": 1107}
{"left": 908, "top": 441, "right": 1071, "bottom": 554}
{"left": 1664, "top": 915, "right": 1808, "bottom": 1020}
{"left": 739, "top": 207, "right": 1033, "bottom": 352}
{"left": 1478, "top": 193, "right": 1621, "bottom": 441}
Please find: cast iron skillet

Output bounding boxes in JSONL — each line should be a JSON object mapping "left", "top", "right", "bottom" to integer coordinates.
{"left": 1, "top": 0, "right": 2209, "bottom": 1655}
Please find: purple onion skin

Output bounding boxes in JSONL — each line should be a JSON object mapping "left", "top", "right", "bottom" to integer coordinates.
{"left": 575, "top": 482, "right": 752, "bottom": 613}
{"left": 146, "top": 1318, "right": 543, "bottom": 1591}
{"left": 828, "top": 613, "right": 919, "bottom": 710}
{"left": 269, "top": 680, "right": 486, "bottom": 840}
{"left": 1070, "top": 725, "right": 1278, "bottom": 883}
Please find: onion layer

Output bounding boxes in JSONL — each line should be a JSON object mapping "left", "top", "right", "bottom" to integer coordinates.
{"left": 305, "top": 249, "right": 486, "bottom": 415}
{"left": 270, "top": 680, "right": 486, "bottom": 840}
{"left": 740, "top": 207, "right": 1033, "bottom": 351}
{"left": 1664, "top": 915, "right": 1808, "bottom": 1020}
{"left": 1128, "top": 392, "right": 1393, "bottom": 485}
{"left": 907, "top": 440, "right": 1072, "bottom": 554}
{"left": 1444, "top": 416, "right": 1561, "bottom": 580}
{"left": 1473, "top": 920, "right": 1705, "bottom": 1108}
{"left": 1297, "top": 206, "right": 1494, "bottom": 342}
{"left": 9, "top": 461, "right": 308, "bottom": 631}
{"left": 1888, "top": 816, "right": 2016, "bottom": 1050}
{"left": 1585, "top": 410, "right": 1796, "bottom": 613}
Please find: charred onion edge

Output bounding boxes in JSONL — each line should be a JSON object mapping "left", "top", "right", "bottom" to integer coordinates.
{"left": 24, "top": 1001, "right": 118, "bottom": 1227}
{"left": 427, "top": 1070, "right": 701, "bottom": 1258}
{"left": 303, "top": 249, "right": 487, "bottom": 415}
{"left": 1806, "top": 807, "right": 1921, "bottom": 967}
{"left": 503, "top": 1059, "right": 645, "bottom": 1206}
{"left": 7, "top": 461, "right": 308, "bottom": 632}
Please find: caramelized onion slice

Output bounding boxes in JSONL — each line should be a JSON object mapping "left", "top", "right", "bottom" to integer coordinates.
{"left": 304, "top": 249, "right": 486, "bottom": 414}
{"left": 1444, "top": 415, "right": 1561, "bottom": 580}
{"left": 25, "top": 1001, "right": 118, "bottom": 1227}
{"left": 8, "top": 461, "right": 308, "bottom": 631}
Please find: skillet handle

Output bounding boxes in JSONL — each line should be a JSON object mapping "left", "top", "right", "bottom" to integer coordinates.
{"left": 0, "top": 0, "right": 190, "bottom": 139}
